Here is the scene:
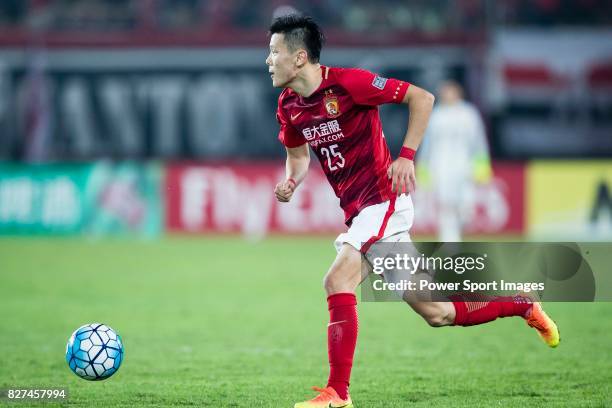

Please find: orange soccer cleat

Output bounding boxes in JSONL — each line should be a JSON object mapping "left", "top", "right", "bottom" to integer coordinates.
{"left": 523, "top": 298, "right": 560, "bottom": 348}
{"left": 294, "top": 386, "right": 354, "bottom": 408}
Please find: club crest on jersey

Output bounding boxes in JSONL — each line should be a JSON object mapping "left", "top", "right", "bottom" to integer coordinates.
{"left": 324, "top": 93, "right": 341, "bottom": 118}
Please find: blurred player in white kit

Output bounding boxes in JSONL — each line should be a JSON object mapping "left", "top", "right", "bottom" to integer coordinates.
{"left": 418, "top": 80, "right": 492, "bottom": 241}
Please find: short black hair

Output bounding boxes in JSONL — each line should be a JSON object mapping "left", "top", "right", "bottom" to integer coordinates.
{"left": 269, "top": 14, "right": 325, "bottom": 63}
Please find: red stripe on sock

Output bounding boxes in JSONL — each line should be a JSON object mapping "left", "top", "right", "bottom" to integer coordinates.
{"left": 327, "top": 293, "right": 358, "bottom": 400}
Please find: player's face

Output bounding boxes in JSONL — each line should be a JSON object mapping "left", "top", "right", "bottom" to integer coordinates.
{"left": 266, "top": 33, "right": 299, "bottom": 88}
{"left": 439, "top": 82, "right": 463, "bottom": 104}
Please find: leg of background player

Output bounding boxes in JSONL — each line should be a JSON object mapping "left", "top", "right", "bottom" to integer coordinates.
{"left": 439, "top": 203, "right": 462, "bottom": 242}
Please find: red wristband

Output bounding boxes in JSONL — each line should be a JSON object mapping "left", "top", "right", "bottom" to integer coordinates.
{"left": 399, "top": 147, "right": 416, "bottom": 161}
{"left": 287, "top": 178, "right": 297, "bottom": 188}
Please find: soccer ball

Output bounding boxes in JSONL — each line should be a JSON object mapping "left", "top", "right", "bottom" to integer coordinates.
{"left": 65, "top": 323, "right": 124, "bottom": 381}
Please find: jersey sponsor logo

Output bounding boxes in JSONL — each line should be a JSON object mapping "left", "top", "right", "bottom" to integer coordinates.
{"left": 309, "top": 133, "right": 345, "bottom": 148}
{"left": 302, "top": 119, "right": 342, "bottom": 143}
{"left": 290, "top": 111, "right": 303, "bottom": 121}
{"left": 324, "top": 92, "right": 341, "bottom": 118}
{"left": 372, "top": 75, "right": 388, "bottom": 90}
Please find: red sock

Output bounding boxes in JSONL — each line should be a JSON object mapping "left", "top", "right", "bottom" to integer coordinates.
{"left": 451, "top": 294, "right": 533, "bottom": 326}
{"left": 326, "top": 293, "right": 358, "bottom": 400}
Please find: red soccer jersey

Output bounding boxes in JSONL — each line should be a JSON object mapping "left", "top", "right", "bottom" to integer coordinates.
{"left": 276, "top": 65, "right": 410, "bottom": 225}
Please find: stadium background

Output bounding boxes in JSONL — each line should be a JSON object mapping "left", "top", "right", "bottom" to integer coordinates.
{"left": 0, "top": 1, "right": 611, "bottom": 407}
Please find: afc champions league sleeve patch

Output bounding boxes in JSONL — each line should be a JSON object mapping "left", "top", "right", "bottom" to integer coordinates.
{"left": 372, "top": 75, "right": 388, "bottom": 90}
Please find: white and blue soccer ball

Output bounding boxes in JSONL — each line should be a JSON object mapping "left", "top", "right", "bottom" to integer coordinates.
{"left": 65, "top": 323, "right": 124, "bottom": 381}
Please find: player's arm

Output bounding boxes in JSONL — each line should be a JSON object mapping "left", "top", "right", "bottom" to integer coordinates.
{"left": 335, "top": 68, "right": 434, "bottom": 194}
{"left": 274, "top": 94, "right": 309, "bottom": 203}
{"left": 388, "top": 84, "right": 435, "bottom": 194}
{"left": 275, "top": 143, "right": 310, "bottom": 203}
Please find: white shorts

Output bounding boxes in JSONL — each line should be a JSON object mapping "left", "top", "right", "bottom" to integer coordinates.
{"left": 334, "top": 194, "right": 414, "bottom": 255}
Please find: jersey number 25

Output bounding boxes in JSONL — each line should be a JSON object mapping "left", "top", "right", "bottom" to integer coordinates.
{"left": 320, "top": 144, "right": 345, "bottom": 172}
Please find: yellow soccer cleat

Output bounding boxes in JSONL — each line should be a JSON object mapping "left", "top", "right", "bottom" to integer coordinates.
{"left": 294, "top": 386, "right": 354, "bottom": 408}
{"left": 524, "top": 300, "right": 560, "bottom": 348}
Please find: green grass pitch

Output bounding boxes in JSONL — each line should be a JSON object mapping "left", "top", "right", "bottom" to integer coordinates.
{"left": 0, "top": 237, "right": 610, "bottom": 407}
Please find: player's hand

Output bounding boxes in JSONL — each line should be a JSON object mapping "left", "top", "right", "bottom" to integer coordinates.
{"left": 387, "top": 158, "right": 416, "bottom": 195}
{"left": 274, "top": 178, "right": 296, "bottom": 202}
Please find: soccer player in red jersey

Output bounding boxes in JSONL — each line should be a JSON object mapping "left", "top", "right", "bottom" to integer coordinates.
{"left": 267, "top": 15, "right": 560, "bottom": 408}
